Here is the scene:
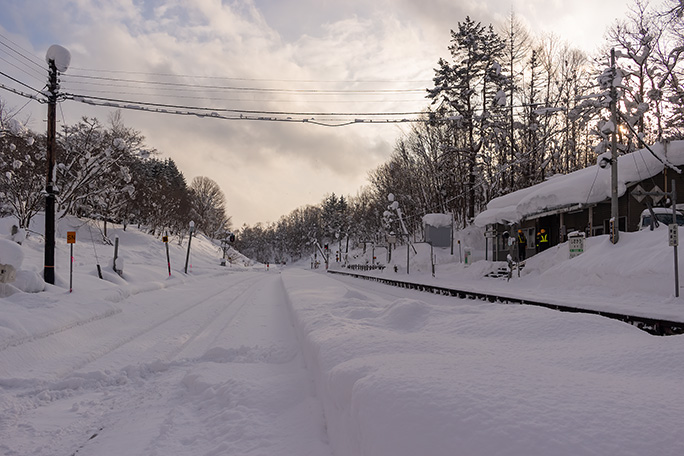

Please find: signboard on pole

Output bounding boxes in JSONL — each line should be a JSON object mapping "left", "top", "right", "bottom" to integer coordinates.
{"left": 67, "top": 231, "right": 76, "bottom": 293}
{"left": 669, "top": 223, "right": 679, "bottom": 247}
{"left": 568, "top": 232, "right": 585, "bottom": 258}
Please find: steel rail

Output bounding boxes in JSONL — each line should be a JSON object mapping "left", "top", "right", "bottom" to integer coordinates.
{"left": 327, "top": 270, "right": 684, "bottom": 336}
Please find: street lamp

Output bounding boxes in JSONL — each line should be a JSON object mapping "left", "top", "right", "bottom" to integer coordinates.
{"left": 387, "top": 193, "right": 416, "bottom": 274}
{"left": 184, "top": 220, "right": 195, "bottom": 274}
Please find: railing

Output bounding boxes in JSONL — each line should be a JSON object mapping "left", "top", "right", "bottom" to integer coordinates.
{"left": 345, "top": 264, "right": 386, "bottom": 272}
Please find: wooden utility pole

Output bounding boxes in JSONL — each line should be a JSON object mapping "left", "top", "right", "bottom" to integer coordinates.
{"left": 44, "top": 59, "right": 58, "bottom": 284}
{"left": 610, "top": 48, "right": 620, "bottom": 244}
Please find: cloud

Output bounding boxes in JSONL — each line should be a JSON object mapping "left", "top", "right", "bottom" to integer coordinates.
{"left": 0, "top": 0, "right": 631, "bottom": 226}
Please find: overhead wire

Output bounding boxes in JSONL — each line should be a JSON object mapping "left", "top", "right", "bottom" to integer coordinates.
{"left": 62, "top": 92, "right": 424, "bottom": 117}
{"left": 52, "top": 86, "right": 424, "bottom": 104}
{"left": 66, "top": 65, "right": 432, "bottom": 84}
{"left": 0, "top": 70, "right": 45, "bottom": 96}
{"left": 0, "top": 52, "right": 46, "bottom": 84}
{"left": 64, "top": 93, "right": 425, "bottom": 127}
{"left": 0, "top": 81, "right": 44, "bottom": 103}
{"left": 0, "top": 32, "right": 46, "bottom": 73}
{"left": 61, "top": 73, "right": 427, "bottom": 94}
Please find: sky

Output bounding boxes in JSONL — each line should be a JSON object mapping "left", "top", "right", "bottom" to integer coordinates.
{"left": 0, "top": 0, "right": 633, "bottom": 227}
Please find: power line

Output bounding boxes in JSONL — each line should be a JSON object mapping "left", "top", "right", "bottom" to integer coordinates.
{"left": 0, "top": 32, "right": 46, "bottom": 72}
{"left": 0, "top": 54, "right": 46, "bottom": 86}
{"left": 63, "top": 92, "right": 425, "bottom": 117}
{"left": 1, "top": 68, "right": 429, "bottom": 126}
{"left": 65, "top": 92, "right": 425, "bottom": 127}
{"left": 67, "top": 66, "right": 432, "bottom": 85}
{"left": 0, "top": 70, "right": 45, "bottom": 96}
{"left": 54, "top": 86, "right": 425, "bottom": 104}
{"left": 61, "top": 73, "right": 427, "bottom": 94}
{"left": 0, "top": 82, "right": 45, "bottom": 103}
{"left": 59, "top": 78, "right": 428, "bottom": 100}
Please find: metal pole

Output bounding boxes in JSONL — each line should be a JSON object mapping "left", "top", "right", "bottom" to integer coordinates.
{"left": 406, "top": 235, "right": 410, "bottom": 275}
{"left": 113, "top": 236, "right": 119, "bottom": 274}
{"left": 610, "top": 48, "right": 620, "bottom": 244}
{"left": 431, "top": 242, "right": 435, "bottom": 277}
{"left": 44, "top": 59, "right": 58, "bottom": 284}
{"left": 450, "top": 213, "right": 454, "bottom": 255}
{"left": 165, "top": 232, "right": 171, "bottom": 276}
{"left": 69, "top": 243, "right": 73, "bottom": 293}
{"left": 672, "top": 179, "right": 679, "bottom": 298}
{"left": 184, "top": 223, "right": 194, "bottom": 274}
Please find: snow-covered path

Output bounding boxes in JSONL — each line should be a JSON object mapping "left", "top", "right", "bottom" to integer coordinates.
{"left": 283, "top": 268, "right": 684, "bottom": 456}
{"left": 0, "top": 272, "right": 332, "bottom": 456}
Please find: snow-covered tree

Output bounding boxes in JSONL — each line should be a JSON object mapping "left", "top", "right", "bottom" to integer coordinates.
{"left": 189, "top": 176, "right": 230, "bottom": 239}
{"left": 0, "top": 130, "right": 43, "bottom": 229}
{"left": 427, "top": 16, "right": 509, "bottom": 222}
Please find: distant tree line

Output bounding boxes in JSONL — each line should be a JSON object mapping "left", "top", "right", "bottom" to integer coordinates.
{"left": 0, "top": 108, "right": 231, "bottom": 242}
{"left": 235, "top": 0, "right": 684, "bottom": 264}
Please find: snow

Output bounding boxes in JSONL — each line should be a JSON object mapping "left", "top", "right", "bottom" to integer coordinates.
{"left": 45, "top": 44, "right": 71, "bottom": 73}
{"left": 475, "top": 140, "right": 684, "bottom": 226}
{"left": 422, "top": 212, "right": 452, "bottom": 228}
{"left": 1, "top": 213, "right": 683, "bottom": 455}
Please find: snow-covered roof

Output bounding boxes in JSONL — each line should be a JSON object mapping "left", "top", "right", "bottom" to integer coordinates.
{"left": 474, "top": 141, "right": 684, "bottom": 227}
{"left": 422, "top": 213, "right": 452, "bottom": 228}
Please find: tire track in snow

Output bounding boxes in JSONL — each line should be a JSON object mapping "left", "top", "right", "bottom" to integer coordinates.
{"left": 54, "top": 273, "right": 265, "bottom": 379}
{"left": 0, "top": 308, "right": 122, "bottom": 353}
{"left": 0, "top": 269, "right": 231, "bottom": 354}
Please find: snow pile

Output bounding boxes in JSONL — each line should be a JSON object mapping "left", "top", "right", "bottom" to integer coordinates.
{"left": 45, "top": 44, "right": 71, "bottom": 72}
{"left": 282, "top": 268, "right": 684, "bottom": 456}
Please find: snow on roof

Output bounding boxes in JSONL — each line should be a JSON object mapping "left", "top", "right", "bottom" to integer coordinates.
{"left": 422, "top": 213, "right": 452, "bottom": 228}
{"left": 474, "top": 141, "right": 684, "bottom": 227}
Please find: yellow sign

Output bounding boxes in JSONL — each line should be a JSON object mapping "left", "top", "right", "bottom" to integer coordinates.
{"left": 162, "top": 236, "right": 169, "bottom": 243}
{"left": 67, "top": 231, "right": 76, "bottom": 244}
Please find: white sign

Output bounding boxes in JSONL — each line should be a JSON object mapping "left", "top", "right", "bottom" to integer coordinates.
{"left": 568, "top": 233, "right": 585, "bottom": 258}
{"left": 669, "top": 224, "right": 679, "bottom": 247}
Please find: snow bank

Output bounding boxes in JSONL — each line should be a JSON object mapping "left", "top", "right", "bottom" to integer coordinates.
{"left": 282, "top": 268, "right": 684, "bottom": 456}
{"left": 0, "top": 214, "right": 256, "bottom": 348}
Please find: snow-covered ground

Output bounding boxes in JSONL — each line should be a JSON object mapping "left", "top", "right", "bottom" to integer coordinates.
{"left": 338, "top": 223, "right": 684, "bottom": 322}
{"left": 1, "top": 215, "right": 683, "bottom": 455}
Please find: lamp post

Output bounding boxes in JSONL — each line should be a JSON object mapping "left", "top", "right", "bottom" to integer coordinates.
{"left": 388, "top": 193, "right": 416, "bottom": 274}
{"left": 184, "top": 220, "right": 195, "bottom": 274}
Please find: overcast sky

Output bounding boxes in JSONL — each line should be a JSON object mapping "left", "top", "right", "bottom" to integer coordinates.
{"left": 0, "top": 0, "right": 632, "bottom": 228}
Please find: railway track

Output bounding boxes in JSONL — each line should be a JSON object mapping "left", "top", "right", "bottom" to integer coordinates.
{"left": 327, "top": 270, "right": 684, "bottom": 336}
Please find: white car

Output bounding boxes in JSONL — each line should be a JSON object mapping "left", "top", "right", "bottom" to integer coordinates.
{"left": 638, "top": 207, "right": 684, "bottom": 230}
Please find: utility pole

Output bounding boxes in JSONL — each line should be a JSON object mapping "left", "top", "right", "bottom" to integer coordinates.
{"left": 671, "top": 180, "right": 679, "bottom": 298}
{"left": 610, "top": 48, "right": 620, "bottom": 244}
{"left": 44, "top": 58, "right": 58, "bottom": 284}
